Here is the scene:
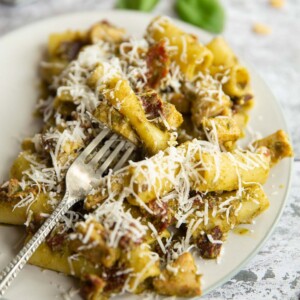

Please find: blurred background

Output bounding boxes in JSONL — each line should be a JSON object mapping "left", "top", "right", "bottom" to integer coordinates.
{"left": 0, "top": 0, "right": 299, "bottom": 299}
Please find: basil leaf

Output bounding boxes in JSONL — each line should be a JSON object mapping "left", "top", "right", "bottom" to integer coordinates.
{"left": 175, "top": 0, "right": 225, "bottom": 33}
{"left": 116, "top": 0, "right": 159, "bottom": 12}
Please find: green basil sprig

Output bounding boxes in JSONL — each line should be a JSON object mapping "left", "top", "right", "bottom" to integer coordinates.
{"left": 116, "top": 0, "right": 159, "bottom": 12}
{"left": 175, "top": 0, "right": 225, "bottom": 33}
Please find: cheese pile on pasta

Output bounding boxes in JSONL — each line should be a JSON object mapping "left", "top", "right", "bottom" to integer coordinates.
{"left": 0, "top": 16, "right": 293, "bottom": 299}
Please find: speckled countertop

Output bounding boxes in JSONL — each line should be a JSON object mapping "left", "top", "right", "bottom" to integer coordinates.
{"left": 0, "top": 0, "right": 299, "bottom": 299}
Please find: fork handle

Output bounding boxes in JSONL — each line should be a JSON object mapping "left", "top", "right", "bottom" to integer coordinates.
{"left": 0, "top": 193, "right": 75, "bottom": 296}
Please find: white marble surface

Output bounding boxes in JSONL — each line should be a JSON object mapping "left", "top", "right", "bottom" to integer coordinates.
{"left": 0, "top": 0, "right": 299, "bottom": 299}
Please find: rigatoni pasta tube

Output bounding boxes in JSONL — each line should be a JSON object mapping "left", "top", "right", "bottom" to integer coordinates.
{"left": 206, "top": 37, "right": 251, "bottom": 98}
{"left": 147, "top": 16, "right": 213, "bottom": 79}
{"left": 153, "top": 253, "right": 201, "bottom": 297}
{"left": 196, "top": 149, "right": 270, "bottom": 192}
{"left": 223, "top": 65, "right": 251, "bottom": 98}
{"left": 233, "top": 111, "right": 249, "bottom": 137}
{"left": 0, "top": 192, "right": 53, "bottom": 225}
{"left": 93, "top": 102, "right": 139, "bottom": 145}
{"left": 189, "top": 185, "right": 270, "bottom": 238}
{"left": 191, "top": 76, "right": 232, "bottom": 128}
{"left": 206, "top": 36, "right": 237, "bottom": 68}
{"left": 201, "top": 116, "right": 241, "bottom": 150}
{"left": 85, "top": 140, "right": 271, "bottom": 208}
{"left": 88, "top": 63, "right": 172, "bottom": 154}
{"left": 252, "top": 130, "right": 294, "bottom": 166}
{"left": 88, "top": 21, "right": 126, "bottom": 44}
{"left": 70, "top": 220, "right": 120, "bottom": 268}
{"left": 122, "top": 243, "right": 160, "bottom": 293}
{"left": 9, "top": 151, "right": 33, "bottom": 180}
{"left": 28, "top": 239, "right": 100, "bottom": 278}
{"left": 128, "top": 147, "right": 270, "bottom": 204}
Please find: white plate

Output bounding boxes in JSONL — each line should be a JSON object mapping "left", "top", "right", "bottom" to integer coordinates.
{"left": 0, "top": 11, "right": 293, "bottom": 300}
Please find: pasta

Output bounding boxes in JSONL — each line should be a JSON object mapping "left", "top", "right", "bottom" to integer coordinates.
{"left": 0, "top": 16, "right": 293, "bottom": 300}
{"left": 147, "top": 16, "right": 213, "bottom": 79}
{"left": 85, "top": 141, "right": 270, "bottom": 209}
{"left": 87, "top": 63, "right": 175, "bottom": 154}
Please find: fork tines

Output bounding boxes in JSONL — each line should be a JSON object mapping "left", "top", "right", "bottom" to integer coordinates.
{"left": 80, "top": 127, "right": 136, "bottom": 176}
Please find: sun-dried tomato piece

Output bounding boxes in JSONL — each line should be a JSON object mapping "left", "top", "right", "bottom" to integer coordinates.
{"left": 146, "top": 40, "right": 169, "bottom": 88}
{"left": 197, "top": 226, "right": 223, "bottom": 259}
{"left": 139, "top": 90, "right": 163, "bottom": 119}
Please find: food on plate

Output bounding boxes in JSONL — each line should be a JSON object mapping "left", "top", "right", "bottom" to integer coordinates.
{"left": 0, "top": 16, "right": 293, "bottom": 299}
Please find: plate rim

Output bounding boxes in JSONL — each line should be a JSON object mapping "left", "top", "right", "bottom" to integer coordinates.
{"left": 0, "top": 10, "right": 294, "bottom": 298}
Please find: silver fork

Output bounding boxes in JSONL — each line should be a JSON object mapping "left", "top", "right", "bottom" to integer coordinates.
{"left": 0, "top": 127, "right": 136, "bottom": 296}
